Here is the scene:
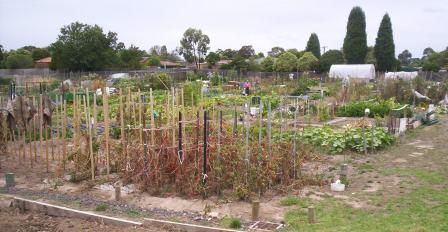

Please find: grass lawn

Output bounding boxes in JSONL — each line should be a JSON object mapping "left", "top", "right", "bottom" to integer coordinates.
{"left": 283, "top": 179, "right": 448, "bottom": 231}
{"left": 283, "top": 117, "right": 448, "bottom": 232}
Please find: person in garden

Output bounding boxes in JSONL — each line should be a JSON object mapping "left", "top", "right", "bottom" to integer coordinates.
{"left": 243, "top": 80, "right": 251, "bottom": 96}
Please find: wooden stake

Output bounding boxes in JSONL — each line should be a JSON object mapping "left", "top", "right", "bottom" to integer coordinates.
{"left": 103, "top": 88, "right": 110, "bottom": 175}
{"left": 138, "top": 89, "right": 142, "bottom": 145}
{"left": 28, "top": 123, "right": 32, "bottom": 168}
{"left": 62, "top": 100, "right": 67, "bottom": 171}
{"left": 171, "top": 87, "right": 176, "bottom": 149}
{"left": 55, "top": 95, "right": 60, "bottom": 161}
{"left": 93, "top": 92, "right": 97, "bottom": 137}
{"left": 150, "top": 88, "right": 155, "bottom": 148}
{"left": 31, "top": 97, "right": 37, "bottom": 161}
{"left": 119, "top": 89, "right": 125, "bottom": 172}
{"left": 45, "top": 124, "right": 49, "bottom": 173}
{"left": 85, "top": 89, "right": 95, "bottom": 180}
{"left": 308, "top": 206, "right": 316, "bottom": 224}
{"left": 268, "top": 101, "right": 272, "bottom": 152}
{"left": 252, "top": 200, "right": 260, "bottom": 221}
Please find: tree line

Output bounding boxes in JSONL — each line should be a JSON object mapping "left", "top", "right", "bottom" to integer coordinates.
{"left": 0, "top": 6, "right": 446, "bottom": 72}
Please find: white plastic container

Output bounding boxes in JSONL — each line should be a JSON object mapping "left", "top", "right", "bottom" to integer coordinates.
{"left": 250, "top": 107, "right": 260, "bottom": 115}
{"left": 331, "top": 180, "right": 345, "bottom": 192}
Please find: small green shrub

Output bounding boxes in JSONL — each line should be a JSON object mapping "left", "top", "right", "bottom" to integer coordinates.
{"left": 276, "top": 126, "right": 395, "bottom": 154}
{"left": 337, "top": 98, "right": 412, "bottom": 118}
{"left": 292, "top": 75, "right": 319, "bottom": 95}
{"left": 221, "top": 217, "right": 242, "bottom": 229}
{"left": 95, "top": 203, "right": 108, "bottom": 211}
{"left": 280, "top": 195, "right": 307, "bottom": 207}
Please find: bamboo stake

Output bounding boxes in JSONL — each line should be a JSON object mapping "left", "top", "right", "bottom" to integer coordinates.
{"left": 293, "top": 98, "right": 298, "bottom": 179}
{"left": 45, "top": 123, "right": 49, "bottom": 173}
{"left": 138, "top": 89, "right": 142, "bottom": 145}
{"left": 85, "top": 89, "right": 95, "bottom": 180}
{"left": 62, "top": 99, "right": 67, "bottom": 171}
{"left": 171, "top": 87, "right": 176, "bottom": 148}
{"left": 18, "top": 129, "right": 22, "bottom": 163}
{"left": 93, "top": 93, "right": 97, "bottom": 167}
{"left": 93, "top": 93, "right": 97, "bottom": 137}
{"left": 103, "top": 88, "right": 110, "bottom": 175}
{"left": 12, "top": 129, "right": 17, "bottom": 161}
{"left": 28, "top": 122, "right": 33, "bottom": 167}
{"left": 150, "top": 88, "right": 155, "bottom": 148}
{"left": 119, "top": 89, "right": 125, "bottom": 172}
{"left": 32, "top": 96, "right": 37, "bottom": 162}
{"left": 50, "top": 97, "right": 55, "bottom": 161}
{"left": 268, "top": 101, "right": 272, "bottom": 153}
{"left": 280, "top": 98, "right": 283, "bottom": 141}
{"left": 56, "top": 96, "right": 60, "bottom": 161}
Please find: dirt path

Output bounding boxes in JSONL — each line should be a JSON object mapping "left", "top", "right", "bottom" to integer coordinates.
{"left": 0, "top": 196, "right": 165, "bottom": 232}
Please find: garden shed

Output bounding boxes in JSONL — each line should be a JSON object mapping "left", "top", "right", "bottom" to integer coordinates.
{"left": 329, "top": 64, "right": 375, "bottom": 80}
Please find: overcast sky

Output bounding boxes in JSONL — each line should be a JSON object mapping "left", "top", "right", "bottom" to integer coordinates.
{"left": 0, "top": 0, "right": 446, "bottom": 58}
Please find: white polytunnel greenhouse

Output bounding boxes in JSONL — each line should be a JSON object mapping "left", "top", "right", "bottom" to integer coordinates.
{"left": 385, "top": 71, "right": 418, "bottom": 80}
{"left": 329, "top": 64, "right": 376, "bottom": 80}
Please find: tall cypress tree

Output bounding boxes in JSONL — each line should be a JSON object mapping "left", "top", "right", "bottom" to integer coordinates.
{"left": 306, "top": 33, "right": 321, "bottom": 58}
{"left": 343, "top": 6, "right": 367, "bottom": 64}
{"left": 374, "top": 13, "right": 395, "bottom": 71}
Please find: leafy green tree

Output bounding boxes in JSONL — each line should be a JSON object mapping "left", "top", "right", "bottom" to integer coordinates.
{"left": 206, "top": 52, "right": 220, "bottom": 67}
{"left": 238, "top": 45, "right": 255, "bottom": 58}
{"left": 398, "top": 50, "right": 412, "bottom": 66}
{"left": 319, "top": 50, "right": 344, "bottom": 72}
{"left": 422, "top": 47, "right": 435, "bottom": 59}
{"left": 366, "top": 46, "right": 376, "bottom": 64}
{"left": 149, "top": 45, "right": 161, "bottom": 56}
{"left": 50, "top": 22, "right": 120, "bottom": 71}
{"left": 0, "top": 45, "right": 4, "bottom": 68}
{"left": 229, "top": 55, "right": 249, "bottom": 70}
{"left": 261, "top": 56, "right": 275, "bottom": 72}
{"left": 374, "top": 14, "right": 396, "bottom": 71}
{"left": 305, "top": 33, "right": 321, "bottom": 58}
{"left": 217, "top": 49, "right": 237, "bottom": 59}
{"left": 273, "top": 51, "right": 298, "bottom": 72}
{"left": 119, "top": 45, "right": 145, "bottom": 69}
{"left": 297, "top": 52, "right": 318, "bottom": 71}
{"left": 268, "top": 47, "right": 285, "bottom": 57}
{"left": 287, "top": 49, "right": 305, "bottom": 59}
{"left": 20, "top": 46, "right": 36, "bottom": 53}
{"left": 179, "top": 28, "right": 210, "bottom": 69}
{"left": 5, "top": 53, "right": 34, "bottom": 69}
{"left": 343, "top": 6, "right": 367, "bottom": 64}
{"left": 257, "top": 52, "right": 265, "bottom": 58}
{"left": 31, "top": 47, "right": 50, "bottom": 61}
{"left": 422, "top": 50, "right": 448, "bottom": 71}
{"left": 147, "top": 56, "right": 161, "bottom": 67}
{"left": 247, "top": 57, "right": 261, "bottom": 71}
{"left": 160, "top": 45, "right": 168, "bottom": 59}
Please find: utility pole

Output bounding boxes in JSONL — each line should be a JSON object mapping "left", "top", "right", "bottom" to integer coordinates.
{"left": 321, "top": 46, "right": 327, "bottom": 54}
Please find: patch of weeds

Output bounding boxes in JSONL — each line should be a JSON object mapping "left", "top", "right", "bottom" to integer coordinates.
{"left": 405, "top": 129, "right": 418, "bottom": 139}
{"left": 280, "top": 195, "right": 307, "bottom": 207}
{"left": 95, "top": 203, "right": 108, "bottom": 211}
{"left": 220, "top": 216, "right": 242, "bottom": 229}
{"left": 126, "top": 209, "right": 141, "bottom": 217}
{"left": 382, "top": 168, "right": 444, "bottom": 185}
{"left": 357, "top": 163, "right": 374, "bottom": 173}
{"left": 413, "top": 169, "right": 445, "bottom": 185}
